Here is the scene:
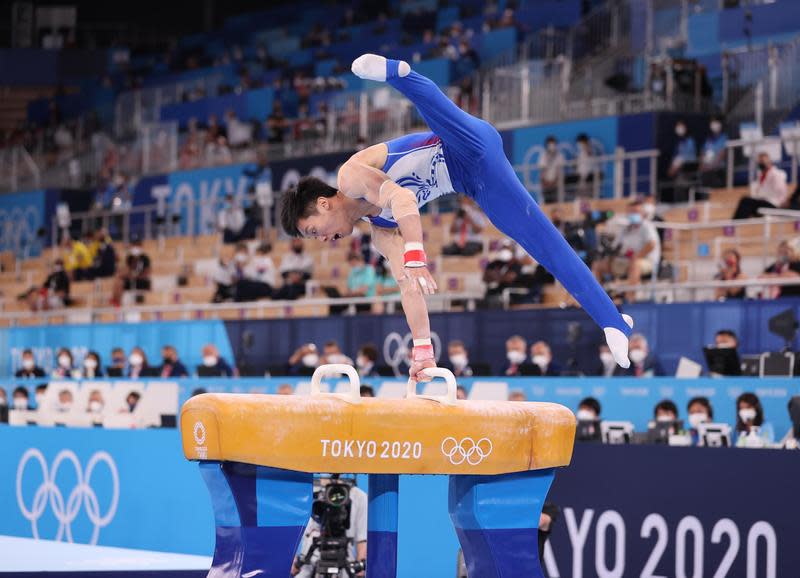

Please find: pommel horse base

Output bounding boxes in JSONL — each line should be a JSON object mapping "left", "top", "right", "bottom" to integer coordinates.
{"left": 180, "top": 365, "right": 576, "bottom": 578}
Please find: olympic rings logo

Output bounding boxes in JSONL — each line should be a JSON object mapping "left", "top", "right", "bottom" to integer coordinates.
{"left": 16, "top": 448, "right": 120, "bottom": 545}
{"left": 441, "top": 437, "right": 493, "bottom": 466}
{"left": 383, "top": 331, "right": 442, "bottom": 377}
{"left": 193, "top": 421, "right": 206, "bottom": 445}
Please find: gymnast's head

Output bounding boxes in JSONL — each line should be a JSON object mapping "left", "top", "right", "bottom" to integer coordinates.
{"left": 281, "top": 176, "right": 354, "bottom": 242}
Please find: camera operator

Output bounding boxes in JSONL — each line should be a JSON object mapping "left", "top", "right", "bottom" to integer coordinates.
{"left": 443, "top": 197, "right": 485, "bottom": 256}
{"left": 293, "top": 476, "right": 367, "bottom": 578}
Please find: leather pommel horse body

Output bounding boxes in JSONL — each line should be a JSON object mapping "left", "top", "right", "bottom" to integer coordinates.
{"left": 180, "top": 365, "right": 576, "bottom": 578}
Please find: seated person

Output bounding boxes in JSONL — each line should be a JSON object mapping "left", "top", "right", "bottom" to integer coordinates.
{"left": 614, "top": 333, "right": 664, "bottom": 377}
{"left": 62, "top": 236, "right": 93, "bottom": 281}
{"left": 355, "top": 343, "right": 380, "bottom": 378}
{"left": 500, "top": 335, "right": 527, "bottom": 377}
{"left": 159, "top": 345, "right": 189, "bottom": 377}
{"left": 577, "top": 397, "right": 602, "bottom": 421}
{"left": 86, "top": 389, "right": 105, "bottom": 416}
{"left": 120, "top": 391, "right": 141, "bottom": 414}
{"left": 735, "top": 392, "right": 774, "bottom": 446}
{"left": 107, "top": 347, "right": 126, "bottom": 377}
{"left": 442, "top": 197, "right": 485, "bottom": 256}
{"left": 344, "top": 252, "right": 377, "bottom": 312}
{"left": 483, "top": 240, "right": 532, "bottom": 305}
{"left": 526, "top": 340, "right": 562, "bottom": 377}
{"left": 699, "top": 117, "right": 727, "bottom": 188}
{"left": 12, "top": 386, "right": 32, "bottom": 411}
{"left": 89, "top": 228, "right": 117, "bottom": 279}
{"left": 112, "top": 239, "right": 151, "bottom": 306}
{"left": 275, "top": 239, "right": 313, "bottom": 300}
{"left": 508, "top": 390, "right": 528, "bottom": 402}
{"left": 287, "top": 343, "right": 320, "bottom": 376}
{"left": 127, "top": 347, "right": 157, "bottom": 378}
{"left": 54, "top": 389, "right": 74, "bottom": 413}
{"left": 236, "top": 242, "right": 275, "bottom": 302}
{"left": 759, "top": 239, "right": 800, "bottom": 298}
{"left": 687, "top": 396, "right": 713, "bottom": 445}
{"left": 81, "top": 351, "right": 104, "bottom": 379}
{"left": 16, "top": 349, "right": 45, "bottom": 378}
{"left": 733, "top": 152, "right": 789, "bottom": 219}
{"left": 19, "top": 259, "right": 70, "bottom": 311}
{"left": 197, "top": 344, "right": 235, "bottom": 377}
{"left": 51, "top": 348, "right": 75, "bottom": 378}
{"left": 714, "top": 248, "right": 745, "bottom": 300}
{"left": 441, "top": 340, "right": 474, "bottom": 378}
{"left": 594, "top": 344, "right": 617, "bottom": 377}
{"left": 320, "top": 340, "right": 353, "bottom": 366}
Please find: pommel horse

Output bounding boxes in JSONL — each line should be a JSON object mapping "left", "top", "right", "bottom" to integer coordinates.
{"left": 180, "top": 364, "right": 576, "bottom": 578}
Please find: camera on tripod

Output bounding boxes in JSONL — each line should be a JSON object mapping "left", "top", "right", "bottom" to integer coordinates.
{"left": 295, "top": 475, "right": 366, "bottom": 577}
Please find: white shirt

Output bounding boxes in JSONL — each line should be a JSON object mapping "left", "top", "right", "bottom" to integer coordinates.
{"left": 576, "top": 149, "right": 594, "bottom": 179}
{"left": 243, "top": 255, "right": 276, "bottom": 286}
{"left": 280, "top": 252, "right": 314, "bottom": 275}
{"left": 750, "top": 166, "right": 789, "bottom": 207}
{"left": 218, "top": 204, "right": 246, "bottom": 233}
{"left": 617, "top": 221, "right": 661, "bottom": 268}
{"left": 226, "top": 118, "right": 253, "bottom": 147}
{"left": 538, "top": 150, "right": 565, "bottom": 183}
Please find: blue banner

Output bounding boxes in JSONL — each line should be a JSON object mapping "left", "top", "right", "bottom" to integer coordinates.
{"left": 0, "top": 189, "right": 46, "bottom": 257}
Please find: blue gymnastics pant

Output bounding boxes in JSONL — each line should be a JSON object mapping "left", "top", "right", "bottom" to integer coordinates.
{"left": 387, "top": 65, "right": 630, "bottom": 335}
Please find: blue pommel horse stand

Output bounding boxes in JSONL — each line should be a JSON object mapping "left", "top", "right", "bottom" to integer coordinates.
{"left": 180, "top": 365, "right": 576, "bottom": 577}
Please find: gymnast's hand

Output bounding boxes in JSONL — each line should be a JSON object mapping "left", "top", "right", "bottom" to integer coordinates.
{"left": 403, "top": 265, "right": 438, "bottom": 295}
{"left": 409, "top": 357, "right": 437, "bottom": 383}
{"left": 604, "top": 314, "right": 635, "bottom": 369}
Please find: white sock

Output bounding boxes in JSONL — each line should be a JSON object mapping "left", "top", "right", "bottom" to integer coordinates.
{"left": 351, "top": 54, "right": 410, "bottom": 82}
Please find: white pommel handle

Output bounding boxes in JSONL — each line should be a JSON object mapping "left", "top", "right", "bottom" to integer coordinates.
{"left": 310, "top": 364, "right": 361, "bottom": 403}
{"left": 406, "top": 367, "right": 457, "bottom": 406}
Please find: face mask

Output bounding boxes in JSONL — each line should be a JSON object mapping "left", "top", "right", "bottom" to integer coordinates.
{"left": 327, "top": 353, "right": 348, "bottom": 365}
{"left": 58, "top": 402, "right": 73, "bottom": 413}
{"left": 576, "top": 409, "right": 596, "bottom": 421}
{"left": 130, "top": 247, "right": 143, "bottom": 257}
{"left": 532, "top": 354, "right": 549, "bottom": 368}
{"left": 58, "top": 355, "right": 71, "bottom": 369}
{"left": 203, "top": 355, "right": 218, "bottom": 367}
{"left": 656, "top": 414, "right": 674, "bottom": 423}
{"left": 89, "top": 400, "right": 104, "bottom": 413}
{"left": 739, "top": 408, "right": 757, "bottom": 423}
{"left": 757, "top": 162, "right": 767, "bottom": 172}
{"left": 547, "top": 143, "right": 557, "bottom": 153}
{"left": 35, "top": 393, "right": 45, "bottom": 406}
{"left": 507, "top": 350, "right": 526, "bottom": 365}
{"left": 22, "top": 358, "right": 34, "bottom": 370}
{"left": 356, "top": 355, "right": 369, "bottom": 369}
{"left": 0, "top": 397, "right": 6, "bottom": 407}
{"left": 498, "top": 249, "right": 513, "bottom": 262}
{"left": 13, "top": 397, "right": 27, "bottom": 410}
{"left": 600, "top": 351, "right": 615, "bottom": 366}
{"left": 675, "top": 125, "right": 686, "bottom": 137}
{"left": 717, "top": 341, "right": 736, "bottom": 350}
{"left": 235, "top": 253, "right": 248, "bottom": 263}
{"left": 688, "top": 412, "right": 708, "bottom": 428}
{"left": 84, "top": 358, "right": 97, "bottom": 370}
{"left": 302, "top": 353, "right": 319, "bottom": 367}
{"left": 129, "top": 353, "right": 143, "bottom": 367}
{"left": 629, "top": 349, "right": 646, "bottom": 364}
{"left": 628, "top": 213, "right": 643, "bottom": 226}
{"left": 710, "top": 121, "right": 721, "bottom": 133}
{"left": 449, "top": 353, "right": 468, "bottom": 369}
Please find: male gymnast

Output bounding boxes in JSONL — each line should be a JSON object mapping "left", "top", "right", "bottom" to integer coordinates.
{"left": 281, "top": 54, "right": 634, "bottom": 381}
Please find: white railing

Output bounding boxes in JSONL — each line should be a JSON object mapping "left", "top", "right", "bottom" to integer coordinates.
{"left": 606, "top": 276, "right": 800, "bottom": 303}
{"left": 725, "top": 134, "right": 800, "bottom": 189}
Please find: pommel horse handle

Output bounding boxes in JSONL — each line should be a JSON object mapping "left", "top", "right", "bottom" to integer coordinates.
{"left": 406, "top": 367, "right": 457, "bottom": 406}
{"left": 310, "top": 363, "right": 361, "bottom": 403}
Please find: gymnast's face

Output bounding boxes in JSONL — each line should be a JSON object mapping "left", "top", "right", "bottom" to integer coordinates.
{"left": 299, "top": 194, "right": 355, "bottom": 242}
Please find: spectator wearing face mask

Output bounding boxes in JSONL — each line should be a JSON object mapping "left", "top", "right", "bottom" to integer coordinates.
{"left": 714, "top": 248, "right": 745, "bottom": 300}
{"left": 733, "top": 152, "right": 789, "bottom": 220}
{"left": 735, "top": 392, "right": 774, "bottom": 447}
{"left": 614, "top": 334, "right": 663, "bottom": 377}
{"left": 320, "top": 340, "right": 354, "bottom": 366}
{"left": 16, "top": 349, "right": 45, "bottom": 378}
{"left": 111, "top": 239, "right": 152, "bottom": 306}
{"left": 666, "top": 120, "right": 698, "bottom": 202}
{"left": 197, "top": 344, "right": 235, "bottom": 377}
{"left": 700, "top": 117, "right": 727, "bottom": 188}
{"left": 107, "top": 347, "right": 127, "bottom": 377}
{"left": 52, "top": 348, "right": 75, "bottom": 378}
{"left": 526, "top": 340, "right": 562, "bottom": 377}
{"left": 34, "top": 384, "right": 47, "bottom": 410}
{"left": 759, "top": 239, "right": 800, "bottom": 298}
{"left": 12, "top": 387, "right": 31, "bottom": 411}
{"left": 456, "top": 386, "right": 468, "bottom": 401}
{"left": 127, "top": 347, "right": 150, "bottom": 378}
{"left": 653, "top": 399, "right": 678, "bottom": 423}
{"left": 355, "top": 343, "right": 380, "bottom": 378}
{"left": 120, "top": 391, "right": 141, "bottom": 414}
{"left": 443, "top": 197, "right": 486, "bottom": 256}
{"left": 86, "top": 389, "right": 105, "bottom": 418}
{"left": 160, "top": 345, "right": 189, "bottom": 377}
{"left": 538, "top": 136, "right": 565, "bottom": 202}
{"left": 56, "top": 389, "right": 74, "bottom": 413}
{"left": 500, "top": 335, "right": 528, "bottom": 377}
{"left": 714, "top": 329, "right": 738, "bottom": 350}
{"left": 236, "top": 242, "right": 275, "bottom": 302}
{"left": 483, "top": 240, "right": 527, "bottom": 305}
{"left": 20, "top": 259, "right": 71, "bottom": 311}
{"left": 81, "top": 351, "right": 104, "bottom": 379}
{"left": 443, "top": 340, "right": 474, "bottom": 378}
{"left": 595, "top": 344, "right": 617, "bottom": 377}
{"left": 276, "top": 239, "right": 314, "bottom": 300}
{"left": 577, "top": 397, "right": 602, "bottom": 421}
{"left": 288, "top": 343, "right": 320, "bottom": 376}
{"left": 687, "top": 397, "right": 713, "bottom": 445}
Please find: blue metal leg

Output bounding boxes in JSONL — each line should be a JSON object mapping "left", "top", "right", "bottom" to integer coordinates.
{"left": 199, "top": 461, "right": 313, "bottom": 578}
{"left": 448, "top": 469, "right": 555, "bottom": 578}
{"left": 367, "top": 474, "right": 399, "bottom": 578}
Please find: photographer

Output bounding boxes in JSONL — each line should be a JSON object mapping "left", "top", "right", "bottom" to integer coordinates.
{"left": 443, "top": 197, "right": 485, "bottom": 256}
{"left": 293, "top": 476, "right": 367, "bottom": 578}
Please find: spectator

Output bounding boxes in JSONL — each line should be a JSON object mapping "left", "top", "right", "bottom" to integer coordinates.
{"left": 442, "top": 197, "right": 485, "bottom": 256}
{"left": 714, "top": 329, "right": 739, "bottom": 349}
{"left": 237, "top": 242, "right": 276, "bottom": 301}
{"left": 735, "top": 392, "right": 775, "bottom": 447}
{"left": 225, "top": 110, "right": 252, "bottom": 148}
{"left": 573, "top": 133, "right": 597, "bottom": 197}
{"left": 687, "top": 397, "right": 713, "bottom": 444}
{"left": 444, "top": 340, "right": 474, "bottom": 378}
{"left": 508, "top": 390, "right": 527, "bottom": 402}
{"left": 107, "top": 347, "right": 126, "bottom": 377}
{"left": 456, "top": 385, "right": 468, "bottom": 400}
{"left": 276, "top": 384, "right": 294, "bottom": 395}
{"left": 266, "top": 101, "right": 289, "bottom": 144}
{"left": 733, "top": 152, "right": 789, "bottom": 219}
{"left": 89, "top": 229, "right": 117, "bottom": 279}
{"left": 276, "top": 239, "right": 314, "bottom": 300}
{"left": 356, "top": 343, "right": 380, "bottom": 378}
{"left": 211, "top": 251, "right": 236, "bottom": 303}
{"left": 375, "top": 259, "right": 399, "bottom": 297}
{"left": 577, "top": 397, "right": 602, "bottom": 421}
{"left": 34, "top": 384, "right": 47, "bottom": 409}
{"left": 127, "top": 347, "right": 151, "bottom": 378}
{"left": 666, "top": 120, "right": 697, "bottom": 201}
{"left": 56, "top": 389, "right": 74, "bottom": 413}
{"left": 62, "top": 236, "right": 93, "bottom": 280}
{"left": 483, "top": 240, "right": 525, "bottom": 305}
{"left": 759, "top": 239, "right": 800, "bottom": 298}
{"left": 538, "top": 136, "right": 565, "bottom": 202}
{"left": 12, "top": 386, "right": 31, "bottom": 411}
{"left": 81, "top": 351, "right": 104, "bottom": 379}
{"left": 592, "top": 200, "right": 661, "bottom": 300}
{"left": 121, "top": 391, "right": 141, "bottom": 414}
{"left": 320, "top": 340, "right": 354, "bottom": 365}
{"left": 345, "top": 252, "right": 377, "bottom": 311}
{"left": 700, "top": 117, "right": 727, "bottom": 187}
{"left": 198, "top": 344, "right": 235, "bottom": 377}
{"left": 614, "top": 333, "right": 664, "bottom": 377}
{"left": 360, "top": 385, "right": 375, "bottom": 398}
{"left": 500, "top": 335, "right": 528, "bottom": 376}
{"left": 288, "top": 343, "right": 320, "bottom": 376}
{"left": 16, "top": 349, "right": 45, "bottom": 378}
{"left": 111, "top": 239, "right": 151, "bottom": 306}
{"left": 219, "top": 193, "right": 247, "bottom": 244}
{"left": 52, "top": 348, "right": 75, "bottom": 378}
{"left": 205, "top": 135, "right": 233, "bottom": 166}
{"left": 160, "top": 345, "right": 189, "bottom": 377}
{"left": 715, "top": 248, "right": 745, "bottom": 300}
{"left": 191, "top": 387, "right": 208, "bottom": 397}
{"left": 20, "top": 259, "right": 70, "bottom": 311}
{"left": 86, "top": 390, "right": 105, "bottom": 415}
{"left": 529, "top": 340, "right": 562, "bottom": 377}
{"left": 654, "top": 399, "right": 679, "bottom": 422}
{"left": 594, "top": 344, "right": 617, "bottom": 377}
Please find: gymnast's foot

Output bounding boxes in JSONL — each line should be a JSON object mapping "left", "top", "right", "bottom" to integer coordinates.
{"left": 351, "top": 53, "right": 410, "bottom": 82}
{"left": 604, "top": 313, "right": 634, "bottom": 369}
